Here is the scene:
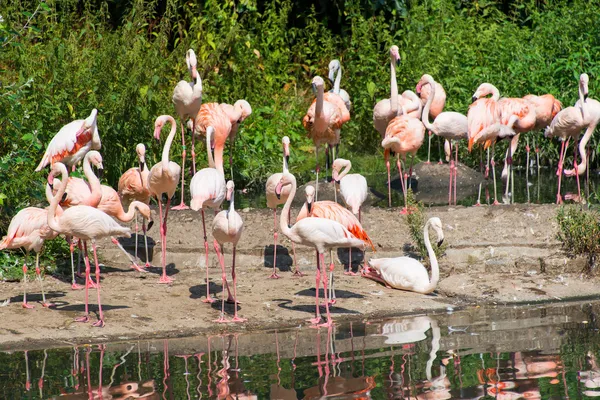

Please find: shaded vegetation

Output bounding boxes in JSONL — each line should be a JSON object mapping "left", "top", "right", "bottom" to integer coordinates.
{"left": 405, "top": 188, "right": 446, "bottom": 264}
{"left": 556, "top": 206, "right": 600, "bottom": 274}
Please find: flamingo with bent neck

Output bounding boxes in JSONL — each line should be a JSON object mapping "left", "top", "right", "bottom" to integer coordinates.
{"left": 172, "top": 49, "right": 202, "bottom": 210}
{"left": 47, "top": 162, "right": 131, "bottom": 327}
{"left": 212, "top": 180, "right": 245, "bottom": 323}
{"left": 328, "top": 59, "right": 351, "bottom": 111}
{"left": 416, "top": 74, "right": 447, "bottom": 165}
{"left": 276, "top": 173, "right": 369, "bottom": 327}
{"left": 331, "top": 158, "right": 368, "bottom": 221}
{"left": 363, "top": 217, "right": 444, "bottom": 294}
{"left": 418, "top": 74, "right": 468, "bottom": 205}
{"left": 220, "top": 100, "right": 252, "bottom": 173}
{"left": 147, "top": 115, "right": 181, "bottom": 284}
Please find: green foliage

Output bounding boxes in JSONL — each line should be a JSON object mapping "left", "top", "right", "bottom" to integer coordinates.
{"left": 404, "top": 189, "right": 446, "bottom": 264}
{"left": 556, "top": 206, "right": 600, "bottom": 273}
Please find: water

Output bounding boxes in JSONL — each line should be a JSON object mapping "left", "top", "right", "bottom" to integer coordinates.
{"left": 4, "top": 300, "right": 600, "bottom": 399}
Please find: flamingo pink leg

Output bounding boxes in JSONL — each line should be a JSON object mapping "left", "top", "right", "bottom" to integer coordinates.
{"left": 556, "top": 139, "right": 568, "bottom": 204}
{"left": 385, "top": 150, "right": 392, "bottom": 208}
{"left": 448, "top": 141, "right": 454, "bottom": 205}
{"left": 307, "top": 250, "right": 322, "bottom": 325}
{"left": 269, "top": 208, "right": 281, "bottom": 279}
{"left": 111, "top": 237, "right": 146, "bottom": 272}
{"left": 75, "top": 241, "right": 91, "bottom": 323}
{"left": 213, "top": 241, "right": 234, "bottom": 303}
{"left": 158, "top": 199, "right": 174, "bottom": 284}
{"left": 142, "top": 219, "right": 151, "bottom": 268}
{"left": 213, "top": 242, "right": 229, "bottom": 323}
{"left": 35, "top": 253, "right": 53, "bottom": 308}
{"left": 22, "top": 263, "right": 34, "bottom": 309}
{"left": 397, "top": 158, "right": 409, "bottom": 215}
{"left": 91, "top": 242, "right": 105, "bottom": 327}
{"left": 319, "top": 253, "right": 333, "bottom": 328}
{"left": 231, "top": 246, "right": 246, "bottom": 322}
{"left": 454, "top": 142, "right": 459, "bottom": 205}
{"left": 573, "top": 143, "right": 582, "bottom": 200}
{"left": 491, "top": 145, "right": 500, "bottom": 205}
{"left": 201, "top": 209, "right": 216, "bottom": 303}
{"left": 437, "top": 136, "right": 443, "bottom": 165}
{"left": 426, "top": 132, "right": 432, "bottom": 164}
{"left": 191, "top": 120, "right": 197, "bottom": 176}
{"left": 328, "top": 254, "right": 337, "bottom": 305}
{"left": 69, "top": 238, "right": 83, "bottom": 290}
{"left": 172, "top": 122, "right": 189, "bottom": 210}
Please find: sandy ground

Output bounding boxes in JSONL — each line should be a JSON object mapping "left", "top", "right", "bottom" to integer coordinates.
{"left": 1, "top": 198, "right": 598, "bottom": 351}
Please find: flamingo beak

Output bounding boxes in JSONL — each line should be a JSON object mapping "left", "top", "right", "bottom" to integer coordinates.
{"left": 438, "top": 239, "right": 444, "bottom": 247}
{"left": 471, "top": 96, "right": 477, "bottom": 103}
{"left": 61, "top": 192, "right": 68, "bottom": 203}
{"left": 139, "top": 161, "right": 144, "bottom": 171}
{"left": 147, "top": 220, "right": 154, "bottom": 230}
{"left": 311, "top": 83, "right": 317, "bottom": 95}
{"left": 47, "top": 174, "right": 54, "bottom": 189}
{"left": 97, "top": 167, "right": 104, "bottom": 179}
{"left": 275, "top": 181, "right": 283, "bottom": 200}
{"left": 307, "top": 200, "right": 312, "bottom": 214}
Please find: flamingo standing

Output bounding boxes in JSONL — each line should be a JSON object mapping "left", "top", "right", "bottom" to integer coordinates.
{"left": 418, "top": 74, "right": 468, "bottom": 205}
{"left": 212, "top": 181, "right": 245, "bottom": 323}
{"left": 219, "top": 100, "right": 252, "bottom": 173}
{"left": 172, "top": 49, "right": 203, "bottom": 210}
{"left": 190, "top": 126, "right": 228, "bottom": 303}
{"left": 35, "top": 109, "right": 100, "bottom": 172}
{"left": 276, "top": 173, "right": 370, "bottom": 327}
{"left": 303, "top": 76, "right": 350, "bottom": 199}
{"left": 0, "top": 184, "right": 62, "bottom": 308}
{"left": 331, "top": 158, "right": 368, "bottom": 221}
{"left": 265, "top": 136, "right": 302, "bottom": 278}
{"left": 468, "top": 83, "right": 502, "bottom": 204}
{"left": 328, "top": 59, "right": 351, "bottom": 111}
{"left": 47, "top": 162, "right": 131, "bottom": 327}
{"left": 522, "top": 94, "right": 562, "bottom": 173}
{"left": 118, "top": 143, "right": 152, "bottom": 267}
{"left": 362, "top": 217, "right": 444, "bottom": 294}
{"left": 381, "top": 115, "right": 425, "bottom": 214}
{"left": 416, "top": 74, "right": 447, "bottom": 165}
{"left": 147, "top": 115, "right": 181, "bottom": 284}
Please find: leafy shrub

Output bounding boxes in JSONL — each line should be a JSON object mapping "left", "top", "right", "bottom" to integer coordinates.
{"left": 556, "top": 207, "right": 600, "bottom": 274}
{"left": 404, "top": 189, "right": 446, "bottom": 265}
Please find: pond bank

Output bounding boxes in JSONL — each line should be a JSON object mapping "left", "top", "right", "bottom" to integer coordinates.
{"left": 0, "top": 204, "right": 597, "bottom": 351}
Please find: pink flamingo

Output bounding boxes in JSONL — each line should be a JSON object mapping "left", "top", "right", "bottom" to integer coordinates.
{"left": 276, "top": 173, "right": 370, "bottom": 327}
{"left": 0, "top": 184, "right": 61, "bottom": 308}
{"left": 212, "top": 181, "right": 245, "bottom": 323}
{"left": 546, "top": 73, "right": 600, "bottom": 203}
{"left": 419, "top": 74, "right": 467, "bottom": 205}
{"left": 172, "top": 49, "right": 202, "bottom": 210}
{"left": 328, "top": 59, "right": 351, "bottom": 111}
{"left": 265, "top": 136, "right": 302, "bottom": 278}
{"left": 331, "top": 158, "right": 368, "bottom": 221}
{"left": 194, "top": 102, "right": 234, "bottom": 173}
{"left": 219, "top": 100, "right": 252, "bottom": 171}
{"left": 523, "top": 94, "right": 562, "bottom": 177}
{"left": 190, "top": 126, "right": 229, "bottom": 303}
{"left": 382, "top": 115, "right": 425, "bottom": 214}
{"left": 303, "top": 76, "right": 350, "bottom": 199}
{"left": 35, "top": 109, "right": 100, "bottom": 172}
{"left": 468, "top": 83, "right": 502, "bottom": 204}
{"left": 147, "top": 115, "right": 181, "bottom": 284}
{"left": 118, "top": 143, "right": 152, "bottom": 267}
{"left": 47, "top": 162, "right": 131, "bottom": 327}
{"left": 416, "top": 74, "right": 447, "bottom": 165}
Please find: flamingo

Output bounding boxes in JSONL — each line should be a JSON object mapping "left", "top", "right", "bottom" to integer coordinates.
{"left": 546, "top": 73, "right": 600, "bottom": 203}
{"left": 212, "top": 181, "right": 245, "bottom": 323}
{"left": 328, "top": 59, "right": 351, "bottom": 111}
{"left": 118, "top": 143, "right": 152, "bottom": 267}
{"left": 362, "top": 217, "right": 444, "bottom": 294}
{"left": 416, "top": 74, "right": 447, "bottom": 165}
{"left": 219, "top": 100, "right": 252, "bottom": 172}
{"left": 0, "top": 184, "right": 62, "bottom": 308}
{"left": 35, "top": 109, "right": 100, "bottom": 172}
{"left": 276, "top": 173, "right": 370, "bottom": 327}
{"left": 418, "top": 74, "right": 468, "bottom": 205}
{"left": 468, "top": 83, "right": 502, "bottom": 204}
{"left": 190, "top": 126, "right": 228, "bottom": 303}
{"left": 192, "top": 102, "right": 234, "bottom": 175}
{"left": 381, "top": 115, "right": 425, "bottom": 214}
{"left": 147, "top": 115, "right": 181, "bottom": 284}
{"left": 265, "top": 136, "right": 302, "bottom": 278}
{"left": 47, "top": 162, "right": 131, "bottom": 327}
{"left": 172, "top": 49, "right": 202, "bottom": 210}
{"left": 303, "top": 76, "right": 350, "bottom": 199}
{"left": 331, "top": 158, "right": 368, "bottom": 221}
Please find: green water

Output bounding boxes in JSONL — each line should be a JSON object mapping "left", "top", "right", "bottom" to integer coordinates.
{"left": 3, "top": 300, "right": 600, "bottom": 399}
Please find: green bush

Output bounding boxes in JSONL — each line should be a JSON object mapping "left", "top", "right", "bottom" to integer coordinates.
{"left": 404, "top": 189, "right": 446, "bottom": 265}
{"left": 556, "top": 206, "right": 600, "bottom": 274}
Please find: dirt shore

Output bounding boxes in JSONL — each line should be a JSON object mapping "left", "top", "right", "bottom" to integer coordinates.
{"left": 1, "top": 203, "right": 597, "bottom": 351}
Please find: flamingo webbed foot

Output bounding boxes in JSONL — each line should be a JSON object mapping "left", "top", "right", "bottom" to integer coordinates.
{"left": 202, "top": 296, "right": 217, "bottom": 304}
{"left": 291, "top": 270, "right": 306, "bottom": 277}
{"left": 22, "top": 302, "right": 34, "bottom": 309}
{"left": 158, "top": 275, "right": 174, "bottom": 284}
{"left": 130, "top": 264, "right": 148, "bottom": 273}
{"left": 75, "top": 315, "right": 90, "bottom": 323}
{"left": 231, "top": 316, "right": 247, "bottom": 323}
{"left": 318, "top": 320, "right": 334, "bottom": 328}
{"left": 344, "top": 271, "right": 359, "bottom": 276}
{"left": 492, "top": 200, "right": 500, "bottom": 205}
{"left": 171, "top": 203, "right": 190, "bottom": 211}
{"left": 42, "top": 302, "right": 54, "bottom": 308}
{"left": 307, "top": 316, "right": 322, "bottom": 325}
{"left": 144, "top": 262, "right": 152, "bottom": 268}
{"left": 71, "top": 283, "right": 84, "bottom": 290}
{"left": 437, "top": 160, "right": 443, "bottom": 165}
{"left": 92, "top": 319, "right": 105, "bottom": 328}
{"left": 268, "top": 272, "right": 281, "bottom": 279}
{"left": 214, "top": 316, "right": 230, "bottom": 323}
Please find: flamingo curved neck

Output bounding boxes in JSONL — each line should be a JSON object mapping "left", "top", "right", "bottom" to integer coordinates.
{"left": 339, "top": 161, "right": 352, "bottom": 180}
{"left": 213, "top": 144, "right": 225, "bottom": 175}
{"left": 161, "top": 116, "right": 177, "bottom": 173}
{"left": 579, "top": 81, "right": 586, "bottom": 119}
{"left": 573, "top": 122, "right": 596, "bottom": 175}
{"left": 118, "top": 201, "right": 145, "bottom": 223}
{"left": 390, "top": 57, "right": 398, "bottom": 116}
{"left": 206, "top": 129, "right": 215, "bottom": 169}
{"left": 279, "top": 176, "right": 297, "bottom": 240}
{"left": 490, "top": 85, "right": 500, "bottom": 101}
{"left": 282, "top": 151, "right": 289, "bottom": 174}
{"left": 83, "top": 155, "right": 102, "bottom": 207}
{"left": 47, "top": 164, "right": 69, "bottom": 233}
{"left": 422, "top": 80, "right": 436, "bottom": 133}
{"left": 193, "top": 73, "right": 203, "bottom": 101}
{"left": 315, "top": 83, "right": 324, "bottom": 119}
{"left": 422, "top": 219, "right": 439, "bottom": 294}
{"left": 333, "top": 66, "right": 342, "bottom": 94}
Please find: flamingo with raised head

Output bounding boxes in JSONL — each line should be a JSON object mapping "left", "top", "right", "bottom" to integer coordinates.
{"left": 212, "top": 181, "right": 245, "bottom": 323}
{"left": 172, "top": 49, "right": 203, "bottom": 210}
{"left": 276, "top": 173, "right": 370, "bottom": 327}
{"left": 416, "top": 74, "right": 447, "bottom": 165}
{"left": 47, "top": 162, "right": 131, "bottom": 327}
{"left": 363, "top": 217, "right": 444, "bottom": 294}
{"left": 35, "top": 109, "right": 100, "bottom": 172}
{"left": 190, "top": 126, "right": 228, "bottom": 303}
{"left": 118, "top": 143, "right": 152, "bottom": 267}
{"left": 331, "top": 158, "right": 368, "bottom": 221}
{"left": 147, "top": 115, "right": 181, "bottom": 284}
{"left": 382, "top": 115, "right": 425, "bottom": 214}
{"left": 265, "top": 136, "right": 302, "bottom": 278}
{"left": 328, "top": 59, "right": 351, "bottom": 111}
{"left": 418, "top": 74, "right": 468, "bottom": 205}
{"left": 220, "top": 100, "right": 252, "bottom": 172}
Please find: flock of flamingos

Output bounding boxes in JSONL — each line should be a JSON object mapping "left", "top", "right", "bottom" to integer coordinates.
{"left": 1, "top": 45, "right": 598, "bottom": 329}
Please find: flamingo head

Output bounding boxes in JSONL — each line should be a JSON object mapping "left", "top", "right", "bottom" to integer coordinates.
{"left": 312, "top": 76, "right": 324, "bottom": 95}
{"left": 328, "top": 59, "right": 340, "bottom": 84}
{"left": 234, "top": 100, "right": 252, "bottom": 123}
{"left": 381, "top": 136, "right": 401, "bottom": 151}
{"left": 186, "top": 49, "right": 198, "bottom": 79}
{"left": 138, "top": 203, "right": 153, "bottom": 222}
{"left": 85, "top": 150, "right": 104, "bottom": 178}
{"left": 275, "top": 173, "right": 295, "bottom": 200}
{"left": 415, "top": 74, "right": 434, "bottom": 95}
{"left": 331, "top": 158, "right": 349, "bottom": 183}
{"left": 429, "top": 217, "right": 444, "bottom": 247}
{"left": 48, "top": 162, "right": 66, "bottom": 189}
{"left": 226, "top": 180, "right": 235, "bottom": 201}
{"left": 471, "top": 83, "right": 497, "bottom": 102}
{"left": 153, "top": 115, "right": 170, "bottom": 141}
{"left": 580, "top": 73, "right": 589, "bottom": 100}
{"left": 135, "top": 143, "right": 146, "bottom": 168}
{"left": 282, "top": 136, "right": 290, "bottom": 164}
{"left": 305, "top": 185, "right": 315, "bottom": 213}
{"left": 390, "top": 45, "right": 400, "bottom": 66}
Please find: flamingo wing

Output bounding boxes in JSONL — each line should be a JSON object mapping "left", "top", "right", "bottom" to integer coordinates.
{"left": 467, "top": 98, "right": 500, "bottom": 150}
{"left": 0, "top": 208, "right": 48, "bottom": 249}
{"left": 35, "top": 119, "right": 95, "bottom": 171}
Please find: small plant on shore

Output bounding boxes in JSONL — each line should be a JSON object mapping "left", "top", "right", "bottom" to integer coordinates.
{"left": 556, "top": 206, "right": 600, "bottom": 274}
{"left": 404, "top": 189, "right": 446, "bottom": 266}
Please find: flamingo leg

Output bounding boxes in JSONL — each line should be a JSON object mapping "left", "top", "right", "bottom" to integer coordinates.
{"left": 491, "top": 145, "right": 500, "bottom": 205}
{"left": 385, "top": 149, "right": 392, "bottom": 208}
{"left": 325, "top": 146, "right": 330, "bottom": 183}
{"left": 35, "top": 253, "right": 52, "bottom": 308}
{"left": 328, "top": 250, "right": 336, "bottom": 305}
{"left": 91, "top": 241, "right": 105, "bottom": 327}
{"left": 142, "top": 218, "right": 150, "bottom": 268}
{"left": 214, "top": 239, "right": 233, "bottom": 302}
{"left": 556, "top": 139, "right": 567, "bottom": 204}
{"left": 213, "top": 242, "right": 229, "bottom": 323}
{"left": 448, "top": 141, "right": 453, "bottom": 205}
{"left": 437, "top": 135, "right": 443, "bottom": 164}
{"left": 22, "top": 262, "right": 33, "bottom": 309}
{"left": 397, "top": 157, "right": 409, "bottom": 214}
{"left": 526, "top": 138, "right": 530, "bottom": 203}
{"left": 75, "top": 241, "right": 91, "bottom": 323}
{"left": 69, "top": 237, "right": 82, "bottom": 290}
{"left": 201, "top": 209, "right": 216, "bottom": 303}
{"left": 319, "top": 253, "right": 333, "bottom": 328}
{"left": 231, "top": 246, "right": 246, "bottom": 322}
{"left": 485, "top": 147, "right": 490, "bottom": 179}
{"left": 172, "top": 121, "right": 189, "bottom": 210}
{"left": 111, "top": 237, "right": 145, "bottom": 272}
{"left": 573, "top": 142, "right": 582, "bottom": 201}
{"left": 505, "top": 151, "right": 511, "bottom": 199}
{"left": 315, "top": 146, "right": 320, "bottom": 201}
{"left": 308, "top": 250, "right": 322, "bottom": 325}
{"left": 454, "top": 141, "right": 459, "bottom": 205}
{"left": 158, "top": 198, "right": 174, "bottom": 283}
{"left": 269, "top": 208, "right": 281, "bottom": 279}
{"left": 134, "top": 212, "right": 139, "bottom": 262}
{"left": 426, "top": 132, "right": 432, "bottom": 164}
{"left": 191, "top": 120, "right": 197, "bottom": 176}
